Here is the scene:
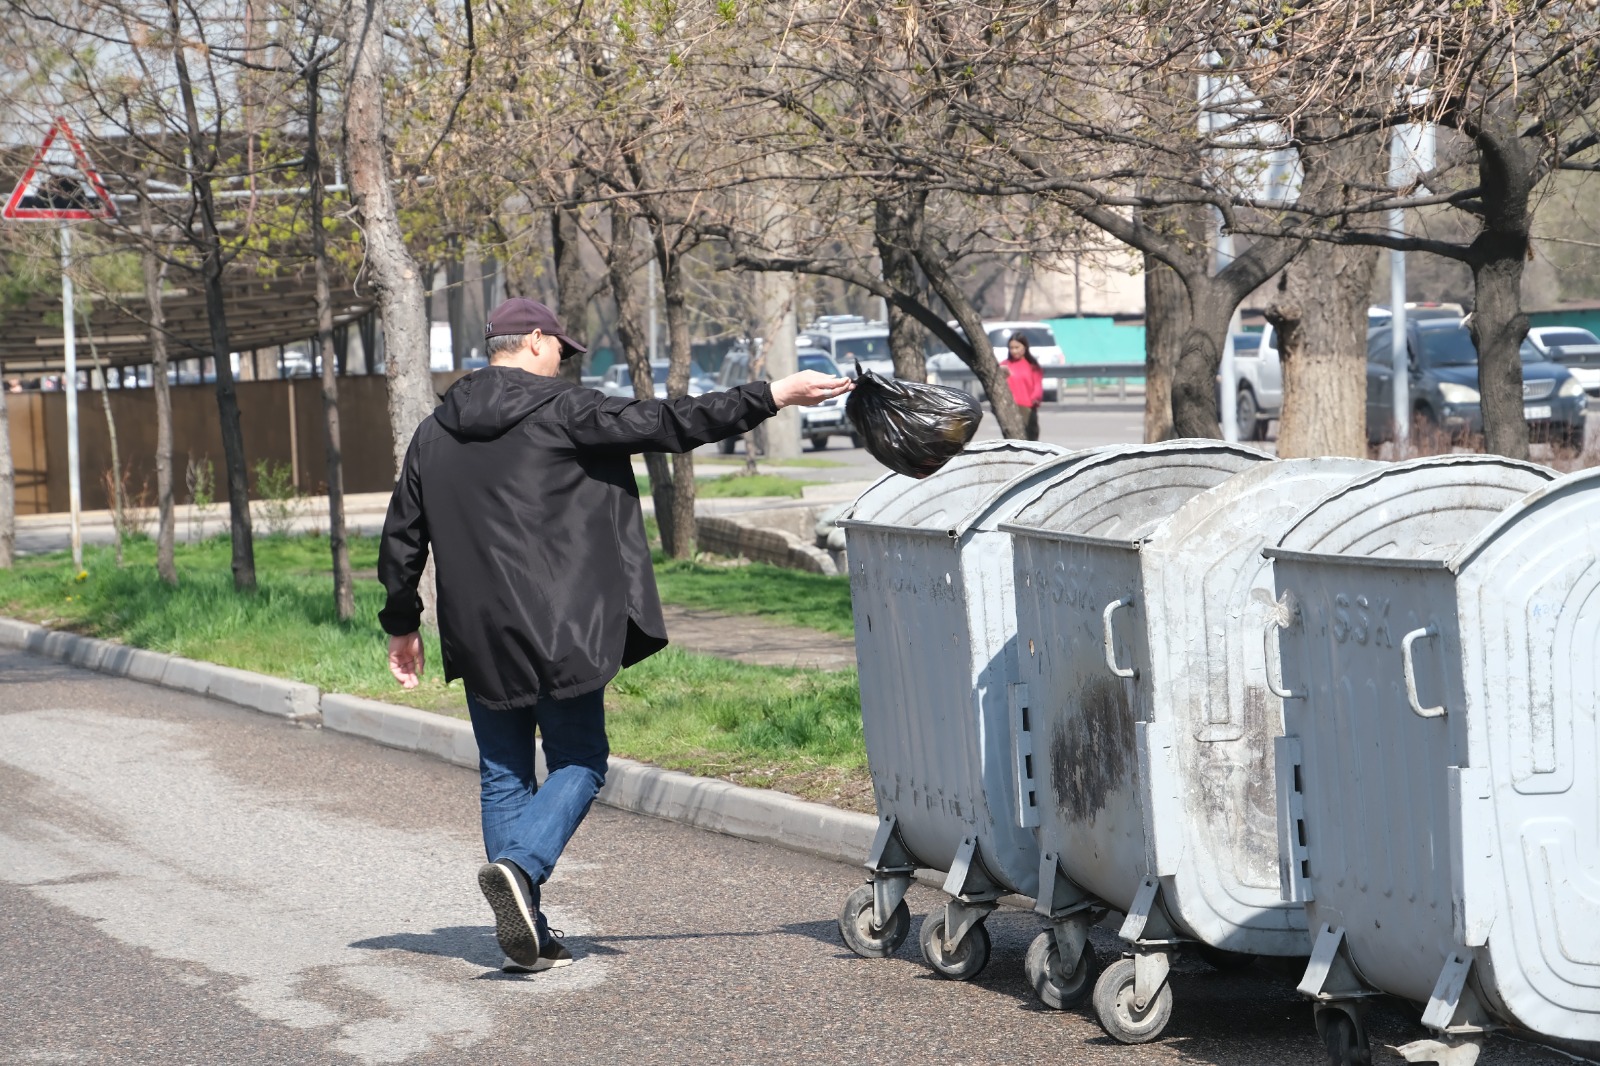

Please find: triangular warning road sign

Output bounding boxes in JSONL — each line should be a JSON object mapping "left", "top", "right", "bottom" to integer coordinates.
{"left": 3, "top": 117, "right": 117, "bottom": 222}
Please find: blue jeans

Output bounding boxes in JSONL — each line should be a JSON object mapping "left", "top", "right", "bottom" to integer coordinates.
{"left": 466, "top": 688, "right": 609, "bottom": 916}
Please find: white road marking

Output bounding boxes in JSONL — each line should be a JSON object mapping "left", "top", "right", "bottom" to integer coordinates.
{"left": 0, "top": 708, "right": 605, "bottom": 1063}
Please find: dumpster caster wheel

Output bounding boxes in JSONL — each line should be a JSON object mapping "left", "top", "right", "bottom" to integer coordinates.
{"left": 1316, "top": 1008, "right": 1371, "bottom": 1066}
{"left": 1092, "top": 957, "right": 1174, "bottom": 1044}
{"left": 838, "top": 884, "right": 910, "bottom": 958}
{"left": 1026, "top": 931, "right": 1099, "bottom": 1009}
{"left": 919, "top": 911, "right": 990, "bottom": 981}
{"left": 1197, "top": 945, "right": 1255, "bottom": 972}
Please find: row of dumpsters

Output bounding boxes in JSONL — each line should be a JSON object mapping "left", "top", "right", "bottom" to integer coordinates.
{"left": 834, "top": 439, "right": 1599, "bottom": 1065}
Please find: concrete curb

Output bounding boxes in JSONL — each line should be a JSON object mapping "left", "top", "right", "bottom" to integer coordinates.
{"left": 0, "top": 617, "right": 876, "bottom": 869}
{"left": 0, "top": 618, "right": 319, "bottom": 722}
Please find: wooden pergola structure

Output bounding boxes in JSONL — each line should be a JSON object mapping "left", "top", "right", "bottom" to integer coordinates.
{"left": 0, "top": 271, "right": 377, "bottom": 376}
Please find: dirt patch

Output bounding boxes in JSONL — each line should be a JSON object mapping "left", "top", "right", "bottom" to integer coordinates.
{"left": 659, "top": 604, "right": 856, "bottom": 671}
{"left": 1048, "top": 676, "right": 1136, "bottom": 822}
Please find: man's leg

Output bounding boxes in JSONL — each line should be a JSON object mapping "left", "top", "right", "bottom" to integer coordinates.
{"left": 465, "top": 691, "right": 541, "bottom": 869}
{"left": 466, "top": 691, "right": 546, "bottom": 967}
{"left": 516, "top": 688, "right": 608, "bottom": 894}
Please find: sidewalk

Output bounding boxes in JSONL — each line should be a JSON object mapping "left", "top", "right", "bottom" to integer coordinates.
{"left": 14, "top": 479, "right": 874, "bottom": 556}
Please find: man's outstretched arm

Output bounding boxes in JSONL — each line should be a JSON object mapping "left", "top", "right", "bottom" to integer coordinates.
{"left": 562, "top": 371, "right": 852, "bottom": 454}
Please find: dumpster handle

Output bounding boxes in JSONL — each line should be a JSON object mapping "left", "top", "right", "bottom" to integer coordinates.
{"left": 1263, "top": 617, "right": 1301, "bottom": 700}
{"left": 1102, "top": 598, "right": 1137, "bottom": 679}
{"left": 1402, "top": 624, "right": 1446, "bottom": 719}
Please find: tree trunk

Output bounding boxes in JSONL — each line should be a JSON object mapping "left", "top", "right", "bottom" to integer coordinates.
{"left": 1142, "top": 253, "right": 1186, "bottom": 442}
{"left": 446, "top": 248, "right": 467, "bottom": 370}
{"left": 1469, "top": 250, "right": 1530, "bottom": 459}
{"left": 755, "top": 270, "right": 801, "bottom": 458}
{"left": 169, "top": 0, "right": 254, "bottom": 590}
{"left": 141, "top": 196, "right": 176, "bottom": 586}
{"left": 1006, "top": 254, "right": 1032, "bottom": 321}
{"left": 81, "top": 319, "right": 125, "bottom": 566}
{"left": 1170, "top": 279, "right": 1234, "bottom": 440}
{"left": 307, "top": 62, "right": 353, "bottom": 622}
{"left": 607, "top": 206, "right": 677, "bottom": 553}
{"left": 1267, "top": 133, "right": 1383, "bottom": 459}
{"left": 552, "top": 206, "right": 588, "bottom": 384}
{"left": 346, "top": 0, "right": 437, "bottom": 626}
{"left": 1467, "top": 113, "right": 1534, "bottom": 461}
{"left": 345, "top": 0, "right": 437, "bottom": 479}
{"left": 0, "top": 364, "right": 12, "bottom": 569}
{"left": 1266, "top": 244, "right": 1377, "bottom": 457}
{"left": 874, "top": 193, "right": 928, "bottom": 383}
{"left": 660, "top": 247, "right": 697, "bottom": 560}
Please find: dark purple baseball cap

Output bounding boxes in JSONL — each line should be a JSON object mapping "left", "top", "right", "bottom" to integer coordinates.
{"left": 484, "top": 298, "right": 588, "bottom": 359}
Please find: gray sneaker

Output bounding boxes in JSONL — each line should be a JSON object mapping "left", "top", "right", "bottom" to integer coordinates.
{"left": 478, "top": 861, "right": 540, "bottom": 969}
{"left": 502, "top": 928, "right": 573, "bottom": 974}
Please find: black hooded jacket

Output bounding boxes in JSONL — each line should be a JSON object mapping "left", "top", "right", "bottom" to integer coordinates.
{"left": 377, "top": 366, "right": 778, "bottom": 710}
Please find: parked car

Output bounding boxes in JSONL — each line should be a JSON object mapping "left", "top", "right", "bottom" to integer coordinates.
{"left": 927, "top": 321, "right": 1067, "bottom": 401}
{"left": 598, "top": 361, "right": 716, "bottom": 400}
{"left": 1232, "top": 305, "right": 1466, "bottom": 441}
{"left": 718, "top": 347, "right": 859, "bottom": 451}
{"left": 1365, "top": 318, "right": 1588, "bottom": 446}
{"left": 798, "top": 318, "right": 894, "bottom": 377}
{"left": 1523, "top": 325, "right": 1600, "bottom": 397}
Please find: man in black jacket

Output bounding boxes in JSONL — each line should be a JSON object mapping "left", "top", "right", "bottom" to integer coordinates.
{"left": 378, "top": 298, "right": 850, "bottom": 973}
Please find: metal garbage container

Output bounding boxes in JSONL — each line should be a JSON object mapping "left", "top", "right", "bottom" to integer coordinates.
{"left": 1003, "top": 443, "right": 1382, "bottom": 1042}
{"left": 836, "top": 439, "right": 1104, "bottom": 989}
{"left": 1263, "top": 456, "right": 1600, "bottom": 1064}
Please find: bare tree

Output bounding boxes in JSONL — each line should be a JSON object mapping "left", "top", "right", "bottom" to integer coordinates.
{"left": 139, "top": 191, "right": 176, "bottom": 585}
{"left": 300, "top": 23, "right": 353, "bottom": 621}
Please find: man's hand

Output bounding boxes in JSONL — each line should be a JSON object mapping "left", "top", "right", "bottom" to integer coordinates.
{"left": 771, "top": 370, "right": 854, "bottom": 409}
{"left": 388, "top": 632, "right": 425, "bottom": 689}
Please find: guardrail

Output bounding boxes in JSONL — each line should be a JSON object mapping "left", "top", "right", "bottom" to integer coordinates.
{"left": 928, "top": 361, "right": 1147, "bottom": 402}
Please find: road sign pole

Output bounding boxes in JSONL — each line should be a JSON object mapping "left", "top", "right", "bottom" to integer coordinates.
{"left": 60, "top": 223, "right": 82, "bottom": 571}
{"left": 1215, "top": 225, "right": 1240, "bottom": 443}
{"left": 1390, "top": 211, "right": 1410, "bottom": 454}
{"left": 1389, "top": 125, "right": 1414, "bottom": 455}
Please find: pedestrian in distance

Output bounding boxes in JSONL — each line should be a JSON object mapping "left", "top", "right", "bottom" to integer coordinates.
{"left": 1001, "top": 333, "right": 1044, "bottom": 441}
{"left": 377, "top": 298, "right": 852, "bottom": 974}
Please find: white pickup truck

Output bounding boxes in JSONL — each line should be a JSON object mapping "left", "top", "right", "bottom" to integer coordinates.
{"left": 1230, "top": 329, "right": 1281, "bottom": 442}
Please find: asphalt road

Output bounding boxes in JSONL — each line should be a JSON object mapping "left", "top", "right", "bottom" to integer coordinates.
{"left": 0, "top": 649, "right": 1584, "bottom": 1066}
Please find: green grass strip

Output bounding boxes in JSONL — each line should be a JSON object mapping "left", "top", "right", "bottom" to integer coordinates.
{"left": 0, "top": 533, "right": 866, "bottom": 785}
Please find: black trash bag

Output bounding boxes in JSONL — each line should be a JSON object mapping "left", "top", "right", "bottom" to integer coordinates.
{"left": 845, "top": 361, "right": 983, "bottom": 479}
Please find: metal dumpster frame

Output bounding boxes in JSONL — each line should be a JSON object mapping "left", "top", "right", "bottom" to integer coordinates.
{"left": 836, "top": 439, "right": 1096, "bottom": 983}
{"left": 1004, "top": 440, "right": 1322, "bottom": 1039}
{"left": 1263, "top": 455, "right": 1585, "bottom": 1064}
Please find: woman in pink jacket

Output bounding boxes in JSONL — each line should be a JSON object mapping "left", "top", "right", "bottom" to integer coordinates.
{"left": 1002, "top": 334, "right": 1044, "bottom": 440}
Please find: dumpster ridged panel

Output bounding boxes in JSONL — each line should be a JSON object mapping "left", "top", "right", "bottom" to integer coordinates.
{"left": 1267, "top": 457, "right": 1566, "bottom": 1026}
{"left": 1451, "top": 469, "right": 1600, "bottom": 1040}
{"left": 1275, "top": 455, "right": 1554, "bottom": 560}
{"left": 1007, "top": 441, "right": 1269, "bottom": 911}
{"left": 1138, "top": 458, "right": 1379, "bottom": 952}
{"left": 844, "top": 441, "right": 1073, "bottom": 895}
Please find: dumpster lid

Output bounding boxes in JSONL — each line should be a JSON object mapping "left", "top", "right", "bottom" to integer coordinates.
{"left": 998, "top": 440, "right": 1270, "bottom": 542}
{"left": 1451, "top": 465, "right": 1600, "bottom": 573}
{"left": 1267, "top": 455, "right": 1557, "bottom": 562}
{"left": 840, "top": 440, "right": 1066, "bottom": 534}
{"left": 1147, "top": 456, "right": 1382, "bottom": 550}
{"left": 951, "top": 448, "right": 1106, "bottom": 538}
